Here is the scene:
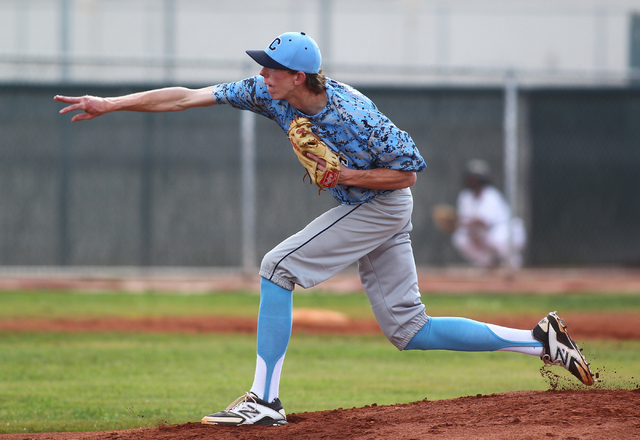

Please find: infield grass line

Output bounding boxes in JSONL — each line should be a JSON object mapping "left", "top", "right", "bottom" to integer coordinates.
{"left": 1, "top": 290, "right": 640, "bottom": 319}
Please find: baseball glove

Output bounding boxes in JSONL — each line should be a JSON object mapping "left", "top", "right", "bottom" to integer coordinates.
{"left": 288, "top": 116, "right": 343, "bottom": 192}
{"left": 431, "top": 204, "right": 458, "bottom": 234}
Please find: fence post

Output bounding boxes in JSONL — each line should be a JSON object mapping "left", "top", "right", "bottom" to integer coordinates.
{"left": 240, "top": 108, "right": 257, "bottom": 274}
{"left": 57, "top": 113, "right": 71, "bottom": 265}
{"left": 503, "top": 70, "right": 519, "bottom": 271}
{"left": 163, "top": 0, "right": 176, "bottom": 83}
{"left": 59, "top": 0, "right": 71, "bottom": 82}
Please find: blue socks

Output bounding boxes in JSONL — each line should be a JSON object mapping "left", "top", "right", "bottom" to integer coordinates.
{"left": 250, "top": 278, "right": 293, "bottom": 403}
{"left": 405, "top": 317, "right": 542, "bottom": 352}
{"left": 249, "top": 283, "right": 544, "bottom": 402}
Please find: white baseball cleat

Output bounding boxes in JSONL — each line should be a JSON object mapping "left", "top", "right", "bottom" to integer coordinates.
{"left": 201, "top": 392, "right": 287, "bottom": 426}
{"left": 532, "top": 311, "right": 595, "bottom": 386}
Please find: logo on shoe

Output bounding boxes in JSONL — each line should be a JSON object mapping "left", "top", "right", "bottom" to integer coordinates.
{"left": 238, "top": 406, "right": 261, "bottom": 419}
{"left": 555, "top": 347, "right": 569, "bottom": 366}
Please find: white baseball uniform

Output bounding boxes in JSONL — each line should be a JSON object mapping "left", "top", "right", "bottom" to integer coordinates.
{"left": 452, "top": 185, "right": 527, "bottom": 268}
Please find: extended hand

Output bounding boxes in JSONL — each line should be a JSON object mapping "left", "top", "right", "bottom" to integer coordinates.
{"left": 54, "top": 95, "right": 108, "bottom": 122}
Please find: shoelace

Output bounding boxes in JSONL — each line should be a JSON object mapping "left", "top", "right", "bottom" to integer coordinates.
{"left": 541, "top": 353, "right": 564, "bottom": 367}
{"left": 225, "top": 392, "right": 257, "bottom": 411}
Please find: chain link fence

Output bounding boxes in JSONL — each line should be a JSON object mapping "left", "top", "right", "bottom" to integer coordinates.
{"left": 1, "top": 83, "right": 639, "bottom": 269}
{"left": 527, "top": 88, "right": 640, "bottom": 265}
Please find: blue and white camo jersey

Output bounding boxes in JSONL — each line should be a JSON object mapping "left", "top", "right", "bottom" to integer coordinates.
{"left": 212, "top": 75, "right": 426, "bottom": 205}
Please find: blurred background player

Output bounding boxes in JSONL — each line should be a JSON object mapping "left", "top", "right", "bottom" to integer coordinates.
{"left": 452, "top": 159, "right": 527, "bottom": 269}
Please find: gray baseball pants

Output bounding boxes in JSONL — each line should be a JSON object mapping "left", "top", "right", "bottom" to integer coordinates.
{"left": 259, "top": 187, "right": 428, "bottom": 350}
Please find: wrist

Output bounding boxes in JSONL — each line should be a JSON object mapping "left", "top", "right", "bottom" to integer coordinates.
{"left": 103, "top": 97, "right": 118, "bottom": 113}
{"left": 338, "top": 167, "right": 359, "bottom": 186}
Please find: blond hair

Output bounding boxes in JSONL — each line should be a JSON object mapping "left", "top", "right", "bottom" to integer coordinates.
{"left": 288, "top": 69, "right": 327, "bottom": 95}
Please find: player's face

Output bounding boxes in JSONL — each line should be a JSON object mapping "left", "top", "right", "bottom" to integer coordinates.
{"left": 260, "top": 67, "right": 296, "bottom": 100}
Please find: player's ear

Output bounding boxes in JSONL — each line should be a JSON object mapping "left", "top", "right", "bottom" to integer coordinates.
{"left": 293, "top": 71, "right": 306, "bottom": 86}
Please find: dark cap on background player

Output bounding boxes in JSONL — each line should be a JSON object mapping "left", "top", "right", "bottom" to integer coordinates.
{"left": 465, "top": 159, "right": 491, "bottom": 179}
{"left": 246, "top": 32, "right": 321, "bottom": 74}
{"left": 464, "top": 158, "right": 492, "bottom": 187}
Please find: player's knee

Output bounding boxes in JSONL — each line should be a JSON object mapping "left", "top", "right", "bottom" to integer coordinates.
{"left": 259, "top": 252, "right": 297, "bottom": 291}
{"left": 259, "top": 249, "right": 279, "bottom": 274}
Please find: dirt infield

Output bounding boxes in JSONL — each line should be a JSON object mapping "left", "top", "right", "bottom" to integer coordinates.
{"left": 2, "top": 311, "right": 640, "bottom": 341}
{"left": 2, "top": 389, "right": 638, "bottom": 440}
{"left": 3, "top": 311, "right": 640, "bottom": 440}
{"left": 2, "top": 267, "right": 640, "bottom": 439}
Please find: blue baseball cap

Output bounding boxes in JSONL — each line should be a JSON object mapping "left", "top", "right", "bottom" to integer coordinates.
{"left": 246, "top": 32, "right": 322, "bottom": 74}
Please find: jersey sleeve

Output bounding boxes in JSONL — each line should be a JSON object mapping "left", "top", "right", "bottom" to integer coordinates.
{"left": 211, "top": 76, "right": 275, "bottom": 120}
{"left": 368, "top": 122, "right": 426, "bottom": 172}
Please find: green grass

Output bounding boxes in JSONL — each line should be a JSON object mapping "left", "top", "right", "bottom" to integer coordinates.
{"left": 2, "top": 332, "right": 638, "bottom": 434}
{"left": 1, "top": 290, "right": 639, "bottom": 433}
{"left": 2, "top": 290, "right": 640, "bottom": 319}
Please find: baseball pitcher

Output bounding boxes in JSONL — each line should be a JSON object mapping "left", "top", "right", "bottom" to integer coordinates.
{"left": 55, "top": 31, "right": 594, "bottom": 427}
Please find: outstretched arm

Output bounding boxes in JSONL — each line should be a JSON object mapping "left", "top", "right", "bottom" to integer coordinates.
{"left": 54, "top": 86, "right": 217, "bottom": 122}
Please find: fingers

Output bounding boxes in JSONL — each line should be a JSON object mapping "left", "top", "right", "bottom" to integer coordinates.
{"left": 58, "top": 103, "right": 82, "bottom": 114}
{"left": 54, "top": 96, "right": 84, "bottom": 113}
{"left": 54, "top": 95, "right": 97, "bottom": 121}
{"left": 53, "top": 95, "right": 80, "bottom": 104}
{"left": 306, "top": 153, "right": 324, "bottom": 164}
{"left": 306, "top": 153, "right": 326, "bottom": 171}
{"left": 71, "top": 113, "right": 93, "bottom": 122}
{"left": 54, "top": 95, "right": 84, "bottom": 115}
